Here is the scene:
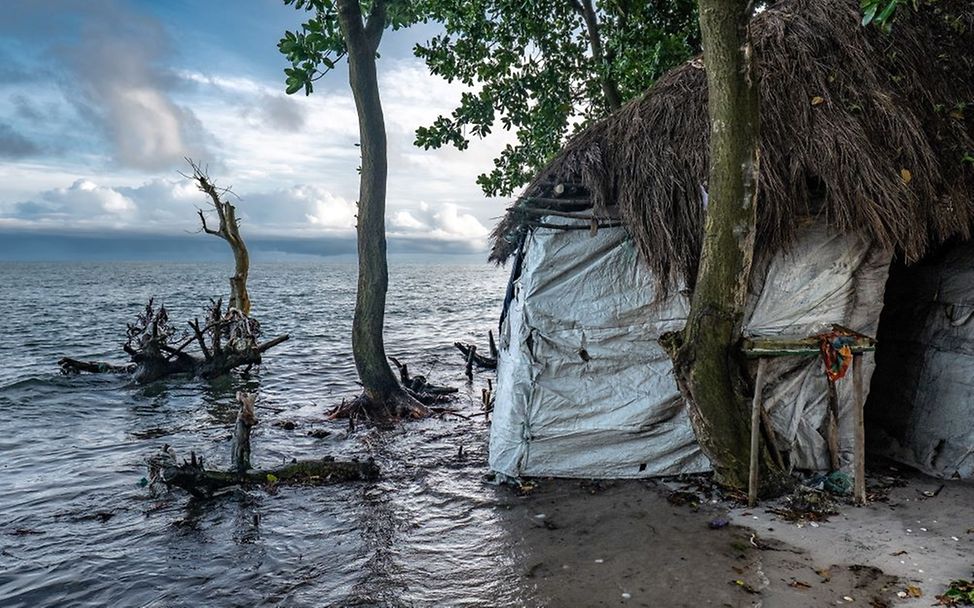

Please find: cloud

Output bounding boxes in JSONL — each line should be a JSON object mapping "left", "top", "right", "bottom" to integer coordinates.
{"left": 9, "top": 94, "right": 45, "bottom": 123}
{"left": 240, "top": 185, "right": 356, "bottom": 233}
{"left": 1, "top": 176, "right": 490, "bottom": 253}
{"left": 0, "top": 7, "right": 514, "bottom": 258}
{"left": 0, "top": 123, "right": 40, "bottom": 158}
{"left": 250, "top": 93, "right": 307, "bottom": 132}
{"left": 11, "top": 178, "right": 136, "bottom": 226}
{"left": 390, "top": 201, "right": 489, "bottom": 249}
{"left": 56, "top": 1, "right": 210, "bottom": 170}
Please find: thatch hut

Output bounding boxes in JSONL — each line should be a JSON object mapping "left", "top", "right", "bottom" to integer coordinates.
{"left": 488, "top": 0, "right": 974, "bottom": 480}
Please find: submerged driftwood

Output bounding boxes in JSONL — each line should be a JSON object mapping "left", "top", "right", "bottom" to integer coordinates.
{"left": 389, "top": 356, "right": 458, "bottom": 404}
{"left": 59, "top": 298, "right": 289, "bottom": 384}
{"left": 148, "top": 392, "right": 379, "bottom": 499}
{"left": 454, "top": 331, "right": 499, "bottom": 374}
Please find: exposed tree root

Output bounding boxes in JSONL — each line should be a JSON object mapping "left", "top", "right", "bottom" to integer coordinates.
{"left": 325, "top": 354, "right": 467, "bottom": 423}
{"left": 59, "top": 298, "right": 288, "bottom": 384}
{"left": 326, "top": 390, "right": 431, "bottom": 423}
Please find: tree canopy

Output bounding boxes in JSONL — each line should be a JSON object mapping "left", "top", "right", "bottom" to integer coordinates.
{"left": 280, "top": 0, "right": 700, "bottom": 199}
{"left": 415, "top": 0, "right": 699, "bottom": 197}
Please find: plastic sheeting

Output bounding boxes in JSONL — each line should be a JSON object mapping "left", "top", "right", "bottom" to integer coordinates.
{"left": 868, "top": 241, "right": 974, "bottom": 479}
{"left": 490, "top": 218, "right": 892, "bottom": 479}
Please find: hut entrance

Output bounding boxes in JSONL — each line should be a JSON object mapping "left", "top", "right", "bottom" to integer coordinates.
{"left": 866, "top": 240, "right": 974, "bottom": 479}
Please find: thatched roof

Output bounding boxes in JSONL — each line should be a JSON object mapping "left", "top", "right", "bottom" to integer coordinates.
{"left": 490, "top": 0, "right": 974, "bottom": 296}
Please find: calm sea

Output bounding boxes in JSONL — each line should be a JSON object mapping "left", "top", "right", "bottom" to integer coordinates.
{"left": 0, "top": 261, "right": 535, "bottom": 607}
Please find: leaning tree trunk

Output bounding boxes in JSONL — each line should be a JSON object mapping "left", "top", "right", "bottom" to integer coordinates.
{"left": 337, "top": 0, "right": 426, "bottom": 418}
{"left": 188, "top": 160, "right": 252, "bottom": 315}
{"left": 664, "top": 0, "right": 779, "bottom": 490}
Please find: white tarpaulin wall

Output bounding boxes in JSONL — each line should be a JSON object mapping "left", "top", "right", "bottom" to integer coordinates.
{"left": 489, "top": 217, "right": 892, "bottom": 479}
{"left": 868, "top": 241, "right": 974, "bottom": 479}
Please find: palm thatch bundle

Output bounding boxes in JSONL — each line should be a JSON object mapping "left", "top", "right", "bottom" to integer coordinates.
{"left": 490, "top": 0, "right": 974, "bottom": 297}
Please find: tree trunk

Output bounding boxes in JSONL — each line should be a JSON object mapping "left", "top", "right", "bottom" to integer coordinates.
{"left": 189, "top": 160, "right": 252, "bottom": 315}
{"left": 664, "top": 0, "right": 779, "bottom": 490}
{"left": 337, "top": 0, "right": 426, "bottom": 417}
{"left": 224, "top": 206, "right": 251, "bottom": 315}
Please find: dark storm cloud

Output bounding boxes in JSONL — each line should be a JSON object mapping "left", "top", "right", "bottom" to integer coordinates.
{"left": 0, "top": 229, "right": 487, "bottom": 262}
{"left": 0, "top": 122, "right": 40, "bottom": 158}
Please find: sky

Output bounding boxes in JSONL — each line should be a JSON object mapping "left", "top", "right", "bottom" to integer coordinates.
{"left": 0, "top": 0, "right": 515, "bottom": 261}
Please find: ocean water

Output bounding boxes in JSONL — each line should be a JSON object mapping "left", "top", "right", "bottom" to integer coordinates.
{"left": 0, "top": 261, "right": 533, "bottom": 607}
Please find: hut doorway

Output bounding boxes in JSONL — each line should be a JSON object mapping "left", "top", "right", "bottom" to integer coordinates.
{"left": 866, "top": 240, "right": 974, "bottom": 479}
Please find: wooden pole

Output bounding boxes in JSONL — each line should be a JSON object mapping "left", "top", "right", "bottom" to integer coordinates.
{"left": 465, "top": 345, "right": 476, "bottom": 381}
{"left": 826, "top": 378, "right": 841, "bottom": 471}
{"left": 852, "top": 354, "right": 866, "bottom": 505}
{"left": 232, "top": 392, "right": 258, "bottom": 476}
{"left": 748, "top": 357, "right": 768, "bottom": 507}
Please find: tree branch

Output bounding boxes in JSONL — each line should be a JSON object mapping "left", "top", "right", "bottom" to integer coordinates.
{"left": 364, "top": 0, "right": 387, "bottom": 54}
{"left": 570, "top": 0, "right": 623, "bottom": 111}
{"left": 196, "top": 209, "right": 222, "bottom": 236}
{"left": 189, "top": 318, "right": 212, "bottom": 361}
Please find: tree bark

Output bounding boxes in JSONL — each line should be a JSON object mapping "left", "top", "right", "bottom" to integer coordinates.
{"left": 337, "top": 0, "right": 426, "bottom": 417}
{"left": 664, "top": 0, "right": 780, "bottom": 491}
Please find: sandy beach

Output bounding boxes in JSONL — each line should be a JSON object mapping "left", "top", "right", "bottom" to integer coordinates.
{"left": 497, "top": 465, "right": 973, "bottom": 607}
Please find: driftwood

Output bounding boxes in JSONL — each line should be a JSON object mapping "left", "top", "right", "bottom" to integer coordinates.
{"left": 148, "top": 392, "right": 378, "bottom": 499}
{"left": 454, "top": 335, "right": 498, "bottom": 371}
{"left": 59, "top": 298, "right": 289, "bottom": 384}
{"left": 388, "top": 357, "right": 458, "bottom": 405}
{"left": 56, "top": 358, "right": 134, "bottom": 375}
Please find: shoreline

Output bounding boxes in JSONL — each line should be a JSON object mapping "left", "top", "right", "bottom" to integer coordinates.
{"left": 495, "top": 467, "right": 973, "bottom": 607}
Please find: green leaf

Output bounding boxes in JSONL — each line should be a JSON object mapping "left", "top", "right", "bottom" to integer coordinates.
{"left": 876, "top": 0, "right": 900, "bottom": 25}
{"left": 861, "top": 3, "right": 878, "bottom": 26}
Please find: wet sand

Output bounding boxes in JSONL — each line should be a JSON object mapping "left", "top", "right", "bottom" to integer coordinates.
{"left": 497, "top": 471, "right": 972, "bottom": 607}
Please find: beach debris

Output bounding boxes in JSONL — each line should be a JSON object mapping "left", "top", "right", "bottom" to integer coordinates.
{"left": 709, "top": 517, "right": 730, "bottom": 529}
{"left": 388, "top": 356, "right": 458, "bottom": 405}
{"left": 731, "top": 579, "right": 760, "bottom": 594}
{"left": 454, "top": 334, "right": 498, "bottom": 374}
{"left": 667, "top": 490, "right": 701, "bottom": 509}
{"left": 788, "top": 579, "right": 812, "bottom": 589}
{"left": 824, "top": 471, "right": 853, "bottom": 495}
{"left": 768, "top": 486, "right": 838, "bottom": 523}
{"left": 937, "top": 577, "right": 974, "bottom": 605}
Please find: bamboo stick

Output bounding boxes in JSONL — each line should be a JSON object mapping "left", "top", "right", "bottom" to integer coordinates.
{"left": 853, "top": 354, "right": 866, "bottom": 505}
{"left": 748, "top": 357, "right": 768, "bottom": 507}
